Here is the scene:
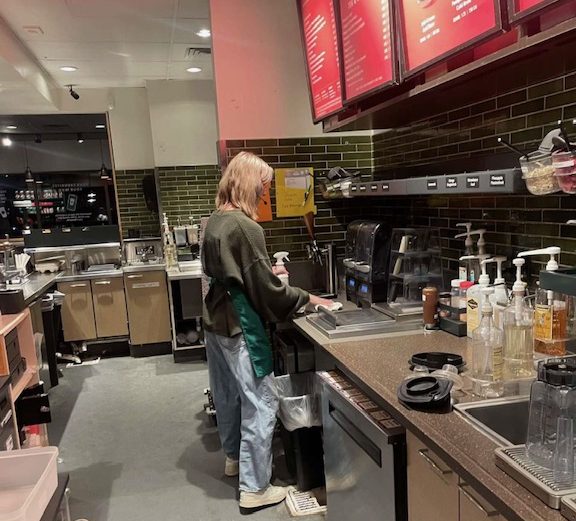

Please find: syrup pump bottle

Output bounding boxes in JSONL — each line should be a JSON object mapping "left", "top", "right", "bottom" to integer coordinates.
{"left": 517, "top": 247, "right": 569, "bottom": 356}
{"left": 502, "top": 258, "right": 534, "bottom": 379}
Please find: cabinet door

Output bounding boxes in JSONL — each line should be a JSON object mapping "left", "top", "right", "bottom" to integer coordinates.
{"left": 58, "top": 282, "right": 96, "bottom": 342}
{"left": 124, "top": 272, "right": 171, "bottom": 345}
{"left": 91, "top": 278, "right": 129, "bottom": 338}
{"left": 406, "top": 430, "right": 459, "bottom": 521}
{"left": 459, "top": 483, "right": 503, "bottom": 521}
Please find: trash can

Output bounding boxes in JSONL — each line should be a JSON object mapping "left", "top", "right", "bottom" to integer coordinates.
{"left": 275, "top": 373, "right": 325, "bottom": 491}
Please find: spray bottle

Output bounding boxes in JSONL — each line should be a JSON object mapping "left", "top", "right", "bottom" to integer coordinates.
{"left": 483, "top": 256, "right": 509, "bottom": 328}
{"left": 462, "top": 255, "right": 491, "bottom": 337}
{"left": 502, "top": 258, "right": 534, "bottom": 379}
{"left": 273, "top": 251, "right": 290, "bottom": 285}
{"left": 517, "top": 247, "right": 567, "bottom": 356}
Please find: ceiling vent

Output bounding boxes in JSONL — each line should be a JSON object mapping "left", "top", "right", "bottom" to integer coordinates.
{"left": 186, "top": 47, "right": 212, "bottom": 58}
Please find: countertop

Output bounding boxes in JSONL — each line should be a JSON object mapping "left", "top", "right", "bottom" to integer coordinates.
{"left": 292, "top": 321, "right": 563, "bottom": 521}
{"left": 166, "top": 268, "right": 203, "bottom": 280}
{"left": 19, "top": 272, "right": 61, "bottom": 304}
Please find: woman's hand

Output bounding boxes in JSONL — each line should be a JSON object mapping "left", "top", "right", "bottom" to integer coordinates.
{"left": 309, "top": 294, "right": 335, "bottom": 309}
{"left": 272, "top": 265, "right": 289, "bottom": 277}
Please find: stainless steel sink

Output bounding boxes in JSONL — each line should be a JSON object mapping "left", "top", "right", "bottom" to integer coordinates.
{"left": 454, "top": 396, "right": 530, "bottom": 447}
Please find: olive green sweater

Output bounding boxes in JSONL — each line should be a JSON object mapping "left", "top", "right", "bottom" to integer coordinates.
{"left": 202, "top": 210, "right": 309, "bottom": 337}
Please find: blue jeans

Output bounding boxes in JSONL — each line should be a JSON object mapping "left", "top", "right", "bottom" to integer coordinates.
{"left": 205, "top": 331, "right": 278, "bottom": 492}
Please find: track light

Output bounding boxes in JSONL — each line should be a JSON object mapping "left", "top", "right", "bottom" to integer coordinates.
{"left": 67, "top": 85, "right": 80, "bottom": 100}
{"left": 99, "top": 164, "right": 110, "bottom": 180}
{"left": 77, "top": 133, "right": 84, "bottom": 143}
{"left": 34, "top": 134, "right": 42, "bottom": 144}
{"left": 98, "top": 139, "right": 110, "bottom": 180}
{"left": 25, "top": 166, "right": 34, "bottom": 184}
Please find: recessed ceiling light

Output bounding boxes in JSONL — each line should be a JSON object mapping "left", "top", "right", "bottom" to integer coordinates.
{"left": 187, "top": 66, "right": 202, "bottom": 73}
{"left": 2, "top": 137, "right": 12, "bottom": 147}
{"left": 196, "top": 28, "right": 211, "bottom": 38}
{"left": 6, "top": 125, "right": 17, "bottom": 130}
{"left": 60, "top": 66, "right": 78, "bottom": 72}
{"left": 95, "top": 124, "right": 106, "bottom": 129}
{"left": 77, "top": 133, "right": 84, "bottom": 143}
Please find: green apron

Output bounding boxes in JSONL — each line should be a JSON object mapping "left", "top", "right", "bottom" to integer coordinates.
{"left": 213, "top": 280, "right": 273, "bottom": 378}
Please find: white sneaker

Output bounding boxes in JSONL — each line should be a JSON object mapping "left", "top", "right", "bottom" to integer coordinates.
{"left": 239, "top": 485, "right": 288, "bottom": 513}
{"left": 224, "top": 456, "right": 239, "bottom": 477}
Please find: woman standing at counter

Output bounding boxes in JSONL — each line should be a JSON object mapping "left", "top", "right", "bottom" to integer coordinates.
{"left": 202, "top": 152, "right": 331, "bottom": 513}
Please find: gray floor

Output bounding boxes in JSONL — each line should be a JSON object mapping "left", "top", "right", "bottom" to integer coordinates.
{"left": 48, "top": 355, "right": 324, "bottom": 521}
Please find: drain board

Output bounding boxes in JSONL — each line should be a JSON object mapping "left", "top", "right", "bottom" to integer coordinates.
{"left": 495, "top": 445, "right": 576, "bottom": 509}
{"left": 285, "top": 488, "right": 327, "bottom": 517}
{"left": 306, "top": 306, "right": 421, "bottom": 339}
{"left": 562, "top": 495, "right": 576, "bottom": 521}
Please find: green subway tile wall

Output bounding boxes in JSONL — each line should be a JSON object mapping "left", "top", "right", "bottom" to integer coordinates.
{"left": 371, "top": 53, "right": 576, "bottom": 280}
{"left": 157, "top": 165, "right": 220, "bottom": 225}
{"left": 225, "top": 135, "right": 378, "bottom": 260}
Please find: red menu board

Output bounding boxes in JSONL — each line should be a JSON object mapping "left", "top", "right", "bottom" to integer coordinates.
{"left": 399, "top": 0, "right": 501, "bottom": 75}
{"left": 299, "top": 0, "right": 344, "bottom": 122}
{"left": 509, "top": 0, "right": 563, "bottom": 21}
{"left": 338, "top": 0, "right": 396, "bottom": 102}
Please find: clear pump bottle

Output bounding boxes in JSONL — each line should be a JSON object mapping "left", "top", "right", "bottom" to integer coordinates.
{"left": 483, "top": 256, "right": 509, "bottom": 329}
{"left": 502, "top": 258, "right": 534, "bottom": 379}
{"left": 471, "top": 287, "right": 504, "bottom": 398}
{"left": 462, "top": 255, "right": 491, "bottom": 337}
{"left": 518, "top": 247, "right": 572, "bottom": 356}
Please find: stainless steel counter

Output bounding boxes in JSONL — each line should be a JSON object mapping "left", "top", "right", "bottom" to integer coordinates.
{"left": 166, "top": 268, "right": 203, "bottom": 280}
{"left": 20, "top": 272, "right": 63, "bottom": 304}
{"left": 57, "top": 269, "right": 124, "bottom": 282}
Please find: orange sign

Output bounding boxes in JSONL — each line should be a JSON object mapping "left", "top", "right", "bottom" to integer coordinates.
{"left": 256, "top": 190, "right": 272, "bottom": 222}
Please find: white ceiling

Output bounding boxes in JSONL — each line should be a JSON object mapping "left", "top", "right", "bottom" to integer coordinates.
{"left": 0, "top": 0, "right": 213, "bottom": 89}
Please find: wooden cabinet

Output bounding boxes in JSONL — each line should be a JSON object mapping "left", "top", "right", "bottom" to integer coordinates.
{"left": 407, "top": 430, "right": 510, "bottom": 521}
{"left": 407, "top": 430, "right": 459, "bottom": 521}
{"left": 58, "top": 281, "right": 97, "bottom": 342}
{"left": 92, "top": 277, "right": 129, "bottom": 338}
{"left": 124, "top": 271, "right": 171, "bottom": 345}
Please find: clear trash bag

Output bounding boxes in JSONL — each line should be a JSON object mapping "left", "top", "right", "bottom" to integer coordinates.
{"left": 274, "top": 373, "right": 322, "bottom": 432}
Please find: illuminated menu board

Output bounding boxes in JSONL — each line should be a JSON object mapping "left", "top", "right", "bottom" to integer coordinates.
{"left": 299, "top": 0, "right": 344, "bottom": 122}
{"left": 509, "top": 0, "right": 564, "bottom": 21}
{"left": 337, "top": 0, "right": 396, "bottom": 102}
{"left": 399, "top": 0, "right": 502, "bottom": 76}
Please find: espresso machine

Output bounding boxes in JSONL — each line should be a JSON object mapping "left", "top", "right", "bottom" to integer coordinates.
{"left": 343, "top": 220, "right": 363, "bottom": 303}
{"left": 344, "top": 221, "right": 391, "bottom": 307}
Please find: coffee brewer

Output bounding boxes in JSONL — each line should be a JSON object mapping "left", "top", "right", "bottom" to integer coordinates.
{"left": 344, "top": 221, "right": 391, "bottom": 307}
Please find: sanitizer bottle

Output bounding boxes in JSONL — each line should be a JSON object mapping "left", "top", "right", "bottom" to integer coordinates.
{"left": 273, "top": 251, "right": 290, "bottom": 285}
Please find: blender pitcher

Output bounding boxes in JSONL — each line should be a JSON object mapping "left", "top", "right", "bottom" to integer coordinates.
{"left": 526, "top": 358, "right": 576, "bottom": 483}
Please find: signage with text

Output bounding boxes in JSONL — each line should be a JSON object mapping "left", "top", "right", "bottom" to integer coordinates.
{"left": 299, "top": 0, "right": 344, "bottom": 121}
{"left": 337, "top": 0, "right": 396, "bottom": 102}
{"left": 399, "top": 0, "right": 501, "bottom": 75}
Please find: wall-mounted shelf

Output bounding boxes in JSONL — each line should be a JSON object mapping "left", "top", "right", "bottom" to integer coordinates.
{"left": 323, "top": 168, "right": 525, "bottom": 199}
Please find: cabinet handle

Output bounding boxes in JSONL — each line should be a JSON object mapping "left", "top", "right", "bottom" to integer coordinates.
{"left": 459, "top": 484, "right": 499, "bottom": 517}
{"left": 127, "top": 274, "right": 143, "bottom": 279}
{"left": 418, "top": 448, "right": 453, "bottom": 477}
{"left": 70, "top": 283, "right": 87, "bottom": 288}
{"left": 94, "top": 281, "right": 111, "bottom": 285}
